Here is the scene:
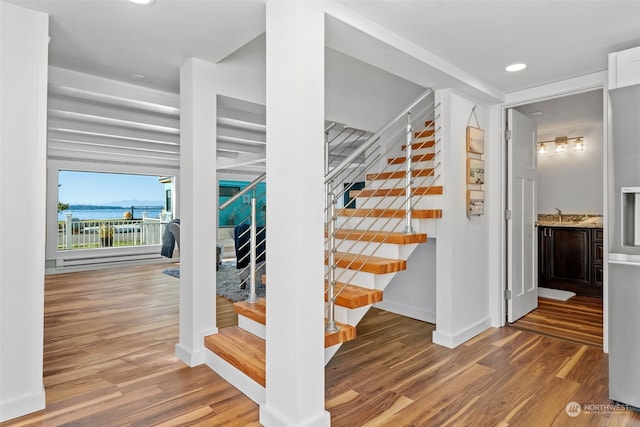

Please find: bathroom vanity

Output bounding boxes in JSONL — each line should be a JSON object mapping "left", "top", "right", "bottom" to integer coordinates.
{"left": 537, "top": 216, "right": 603, "bottom": 297}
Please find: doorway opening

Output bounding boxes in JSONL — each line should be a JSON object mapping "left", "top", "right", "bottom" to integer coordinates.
{"left": 505, "top": 89, "right": 605, "bottom": 346}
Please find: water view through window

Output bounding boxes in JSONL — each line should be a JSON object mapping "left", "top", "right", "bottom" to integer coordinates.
{"left": 58, "top": 171, "right": 171, "bottom": 221}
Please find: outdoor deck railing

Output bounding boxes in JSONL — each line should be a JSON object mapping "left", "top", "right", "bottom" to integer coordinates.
{"left": 58, "top": 213, "right": 170, "bottom": 250}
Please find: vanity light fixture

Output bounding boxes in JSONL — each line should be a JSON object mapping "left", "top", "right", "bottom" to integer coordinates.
{"left": 129, "top": 0, "right": 155, "bottom": 5}
{"left": 537, "top": 142, "right": 548, "bottom": 155}
{"left": 537, "top": 135, "right": 585, "bottom": 155}
{"left": 554, "top": 136, "right": 568, "bottom": 153}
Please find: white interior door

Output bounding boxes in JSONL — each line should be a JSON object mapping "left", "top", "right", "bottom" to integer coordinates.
{"left": 507, "top": 108, "right": 538, "bottom": 322}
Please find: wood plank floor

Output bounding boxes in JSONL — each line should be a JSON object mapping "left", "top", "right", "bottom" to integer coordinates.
{"left": 510, "top": 296, "right": 603, "bottom": 347}
{"left": 3, "top": 264, "right": 639, "bottom": 426}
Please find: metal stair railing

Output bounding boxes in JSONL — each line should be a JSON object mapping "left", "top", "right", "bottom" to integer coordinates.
{"left": 219, "top": 172, "right": 266, "bottom": 303}
{"left": 324, "top": 88, "right": 441, "bottom": 332}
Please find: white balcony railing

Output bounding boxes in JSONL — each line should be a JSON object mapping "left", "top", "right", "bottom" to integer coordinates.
{"left": 58, "top": 213, "right": 170, "bottom": 250}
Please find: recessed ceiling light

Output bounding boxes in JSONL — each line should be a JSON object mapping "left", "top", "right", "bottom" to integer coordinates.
{"left": 129, "top": 0, "right": 155, "bottom": 5}
{"left": 506, "top": 63, "right": 527, "bottom": 72}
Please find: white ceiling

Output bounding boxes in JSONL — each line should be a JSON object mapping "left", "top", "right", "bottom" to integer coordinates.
{"left": 7, "top": 0, "right": 638, "bottom": 173}
{"left": 9, "top": 0, "right": 640, "bottom": 93}
{"left": 340, "top": 1, "right": 640, "bottom": 94}
{"left": 8, "top": 0, "right": 640, "bottom": 96}
{"left": 9, "top": 0, "right": 266, "bottom": 93}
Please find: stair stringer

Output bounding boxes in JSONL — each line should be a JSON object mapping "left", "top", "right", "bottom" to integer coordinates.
{"left": 323, "top": 235, "right": 429, "bottom": 365}
{"left": 322, "top": 119, "right": 441, "bottom": 364}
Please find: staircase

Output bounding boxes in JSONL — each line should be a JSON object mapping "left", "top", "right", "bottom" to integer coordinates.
{"left": 203, "top": 89, "right": 441, "bottom": 404}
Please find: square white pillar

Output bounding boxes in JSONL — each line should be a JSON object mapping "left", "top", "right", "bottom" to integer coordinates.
{"left": 176, "top": 58, "right": 218, "bottom": 366}
{"left": 261, "top": 1, "right": 330, "bottom": 426}
{"left": 0, "top": 1, "right": 48, "bottom": 421}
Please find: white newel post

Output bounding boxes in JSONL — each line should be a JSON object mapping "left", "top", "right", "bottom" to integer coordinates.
{"left": 261, "top": 1, "right": 330, "bottom": 426}
{"left": 175, "top": 58, "right": 218, "bottom": 366}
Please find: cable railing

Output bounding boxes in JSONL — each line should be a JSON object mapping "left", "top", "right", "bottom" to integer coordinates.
{"left": 324, "top": 88, "right": 440, "bottom": 332}
{"left": 219, "top": 172, "right": 266, "bottom": 303}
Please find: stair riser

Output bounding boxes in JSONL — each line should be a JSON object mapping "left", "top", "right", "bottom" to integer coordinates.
{"left": 356, "top": 195, "right": 443, "bottom": 210}
{"left": 404, "top": 146, "right": 436, "bottom": 155}
{"left": 367, "top": 168, "right": 437, "bottom": 189}
{"left": 332, "top": 240, "right": 418, "bottom": 259}
{"left": 204, "top": 350, "right": 265, "bottom": 405}
{"left": 386, "top": 158, "right": 436, "bottom": 168}
{"left": 336, "top": 215, "right": 404, "bottom": 232}
{"left": 238, "top": 315, "right": 266, "bottom": 339}
{"left": 332, "top": 267, "right": 395, "bottom": 290}
{"left": 336, "top": 217, "right": 439, "bottom": 237}
{"left": 333, "top": 305, "right": 371, "bottom": 326}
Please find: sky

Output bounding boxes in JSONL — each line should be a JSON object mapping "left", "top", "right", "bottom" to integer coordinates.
{"left": 58, "top": 171, "right": 167, "bottom": 205}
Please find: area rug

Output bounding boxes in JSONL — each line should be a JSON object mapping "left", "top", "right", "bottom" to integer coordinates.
{"left": 538, "top": 287, "right": 575, "bottom": 301}
{"left": 163, "top": 261, "right": 266, "bottom": 302}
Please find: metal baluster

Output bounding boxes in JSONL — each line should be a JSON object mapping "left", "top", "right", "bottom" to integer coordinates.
{"left": 248, "top": 191, "right": 258, "bottom": 303}
{"left": 325, "top": 183, "right": 338, "bottom": 333}
{"left": 404, "top": 112, "right": 414, "bottom": 234}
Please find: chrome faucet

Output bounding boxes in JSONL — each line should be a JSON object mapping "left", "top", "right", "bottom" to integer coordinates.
{"left": 555, "top": 208, "right": 562, "bottom": 222}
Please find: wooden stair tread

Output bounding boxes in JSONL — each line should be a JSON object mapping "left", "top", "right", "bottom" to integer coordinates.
{"left": 366, "top": 168, "right": 434, "bottom": 181}
{"left": 414, "top": 128, "right": 435, "bottom": 138}
{"left": 233, "top": 298, "right": 266, "bottom": 325}
{"left": 230, "top": 300, "right": 356, "bottom": 348}
{"left": 325, "top": 322, "right": 356, "bottom": 348}
{"left": 204, "top": 326, "right": 266, "bottom": 387}
{"left": 326, "top": 251, "right": 406, "bottom": 274}
{"left": 255, "top": 278, "right": 383, "bottom": 309}
{"left": 388, "top": 153, "right": 435, "bottom": 164}
{"left": 402, "top": 140, "right": 435, "bottom": 151}
{"left": 329, "top": 229, "right": 427, "bottom": 245}
{"left": 337, "top": 208, "right": 443, "bottom": 219}
{"left": 325, "top": 281, "right": 383, "bottom": 308}
{"left": 349, "top": 186, "right": 443, "bottom": 198}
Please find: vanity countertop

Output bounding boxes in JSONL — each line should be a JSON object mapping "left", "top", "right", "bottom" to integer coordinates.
{"left": 536, "top": 214, "right": 603, "bottom": 229}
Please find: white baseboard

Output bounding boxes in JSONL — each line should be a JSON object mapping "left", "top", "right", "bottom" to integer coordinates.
{"left": 0, "top": 386, "right": 45, "bottom": 423}
{"left": 432, "top": 317, "right": 492, "bottom": 348}
{"left": 374, "top": 300, "right": 436, "bottom": 324}
{"left": 259, "top": 405, "right": 331, "bottom": 427}
{"left": 174, "top": 343, "right": 204, "bottom": 367}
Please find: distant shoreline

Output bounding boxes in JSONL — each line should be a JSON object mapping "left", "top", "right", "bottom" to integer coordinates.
{"left": 58, "top": 205, "right": 165, "bottom": 221}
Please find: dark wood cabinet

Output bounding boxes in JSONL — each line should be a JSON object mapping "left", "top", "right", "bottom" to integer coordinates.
{"left": 538, "top": 226, "right": 603, "bottom": 297}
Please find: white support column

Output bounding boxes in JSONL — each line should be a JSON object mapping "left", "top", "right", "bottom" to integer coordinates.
{"left": 0, "top": 1, "right": 48, "bottom": 422}
{"left": 261, "top": 1, "right": 330, "bottom": 426}
{"left": 175, "top": 58, "right": 218, "bottom": 366}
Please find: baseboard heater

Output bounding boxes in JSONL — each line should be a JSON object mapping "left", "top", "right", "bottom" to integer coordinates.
{"left": 57, "top": 252, "right": 165, "bottom": 268}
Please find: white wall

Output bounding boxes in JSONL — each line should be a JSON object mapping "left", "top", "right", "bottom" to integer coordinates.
{"left": 0, "top": 1, "right": 48, "bottom": 422}
{"left": 537, "top": 125, "right": 604, "bottom": 215}
{"left": 374, "top": 240, "right": 436, "bottom": 323}
{"left": 433, "top": 89, "right": 492, "bottom": 348}
{"left": 325, "top": 47, "right": 424, "bottom": 132}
